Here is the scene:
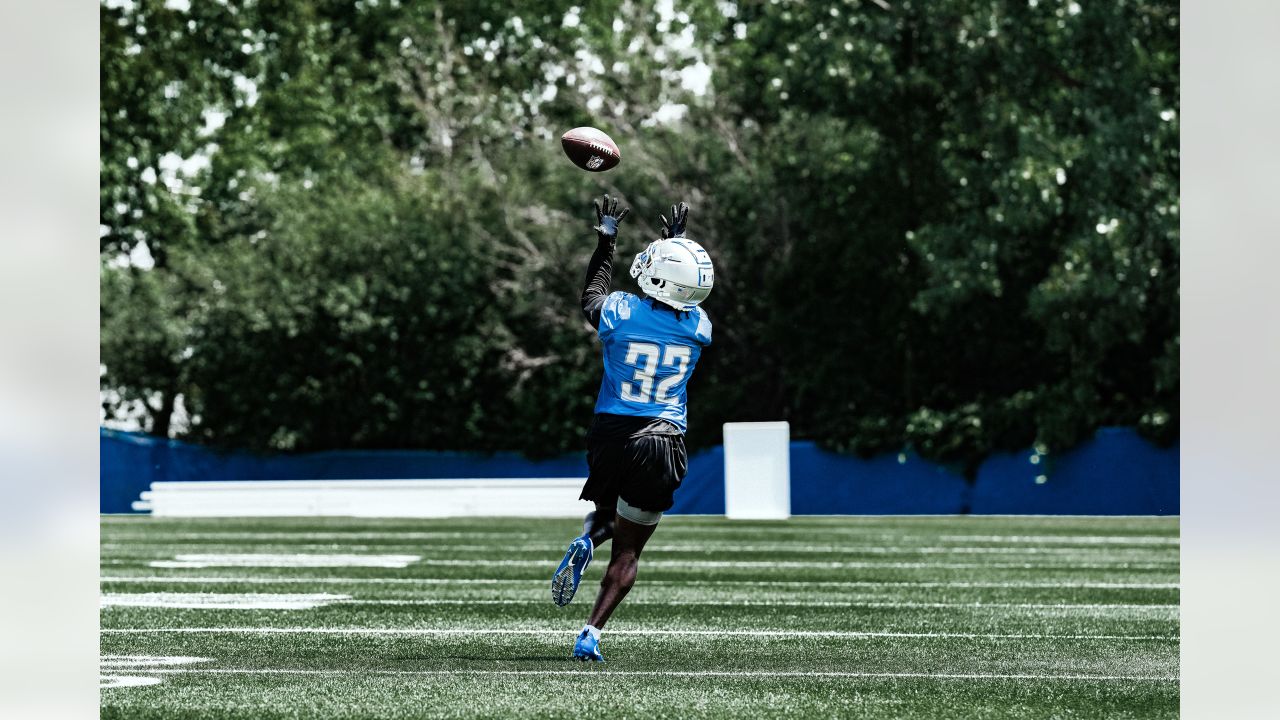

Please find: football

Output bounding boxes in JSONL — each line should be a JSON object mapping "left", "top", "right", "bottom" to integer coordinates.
{"left": 561, "top": 126, "right": 620, "bottom": 172}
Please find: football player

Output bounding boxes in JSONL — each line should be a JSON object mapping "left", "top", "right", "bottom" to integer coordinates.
{"left": 550, "top": 195, "right": 715, "bottom": 662}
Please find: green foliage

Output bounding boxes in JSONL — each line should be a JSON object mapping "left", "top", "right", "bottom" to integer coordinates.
{"left": 100, "top": 259, "right": 190, "bottom": 436}
{"left": 101, "top": 0, "right": 1179, "bottom": 467}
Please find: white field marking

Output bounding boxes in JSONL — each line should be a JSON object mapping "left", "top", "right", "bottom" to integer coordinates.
{"left": 405, "top": 559, "right": 1177, "bottom": 570}
{"left": 101, "top": 655, "right": 212, "bottom": 667}
{"left": 98, "top": 516, "right": 1176, "bottom": 529}
{"left": 100, "top": 675, "right": 163, "bottom": 688}
{"left": 101, "top": 593, "right": 351, "bottom": 610}
{"left": 98, "top": 532, "right": 1180, "bottom": 550}
{"left": 97, "top": 592, "right": 1176, "bottom": 612}
{"left": 98, "top": 576, "right": 1181, "bottom": 590}
{"left": 100, "top": 656, "right": 212, "bottom": 689}
{"left": 101, "top": 540, "right": 1179, "bottom": 557}
{"left": 316, "top": 598, "right": 1177, "bottom": 612}
{"left": 108, "top": 548, "right": 1178, "bottom": 571}
{"left": 645, "top": 545, "right": 1176, "bottom": 555}
{"left": 626, "top": 524, "right": 1177, "bottom": 535}
{"left": 142, "top": 668, "right": 1178, "bottom": 682}
{"left": 98, "top": 530, "right": 1179, "bottom": 548}
{"left": 99, "top": 627, "right": 1181, "bottom": 642}
{"left": 99, "top": 515, "right": 1172, "bottom": 532}
{"left": 102, "top": 542, "right": 1178, "bottom": 557}
{"left": 147, "top": 554, "right": 420, "bottom": 569}
{"left": 105, "top": 531, "right": 504, "bottom": 542}
{"left": 939, "top": 535, "right": 1179, "bottom": 546}
{"left": 100, "top": 530, "right": 1180, "bottom": 545}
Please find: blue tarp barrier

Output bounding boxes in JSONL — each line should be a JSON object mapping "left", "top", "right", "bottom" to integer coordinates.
{"left": 100, "top": 427, "right": 1177, "bottom": 515}
{"left": 668, "top": 445, "right": 725, "bottom": 515}
{"left": 969, "top": 427, "right": 1180, "bottom": 515}
{"left": 790, "top": 442, "right": 970, "bottom": 515}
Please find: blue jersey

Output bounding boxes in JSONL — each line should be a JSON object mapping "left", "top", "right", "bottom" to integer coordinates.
{"left": 594, "top": 292, "right": 712, "bottom": 432}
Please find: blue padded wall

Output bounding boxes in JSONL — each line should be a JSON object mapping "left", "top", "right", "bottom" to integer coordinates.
{"left": 970, "top": 428, "right": 1179, "bottom": 515}
{"left": 101, "top": 427, "right": 1177, "bottom": 515}
{"left": 790, "top": 442, "right": 970, "bottom": 515}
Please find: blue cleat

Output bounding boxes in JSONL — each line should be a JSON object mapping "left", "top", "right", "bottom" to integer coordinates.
{"left": 572, "top": 629, "right": 605, "bottom": 662}
{"left": 551, "top": 534, "right": 593, "bottom": 607}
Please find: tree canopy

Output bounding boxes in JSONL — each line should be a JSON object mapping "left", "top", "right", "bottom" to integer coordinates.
{"left": 101, "top": 0, "right": 1179, "bottom": 472}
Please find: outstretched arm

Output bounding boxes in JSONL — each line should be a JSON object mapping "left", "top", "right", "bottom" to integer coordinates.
{"left": 580, "top": 237, "right": 614, "bottom": 327}
{"left": 581, "top": 195, "right": 630, "bottom": 327}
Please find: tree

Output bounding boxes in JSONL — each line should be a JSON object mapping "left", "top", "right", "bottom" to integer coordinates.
{"left": 101, "top": 0, "right": 1179, "bottom": 470}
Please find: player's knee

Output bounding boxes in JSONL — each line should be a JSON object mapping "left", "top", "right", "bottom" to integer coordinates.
{"left": 616, "top": 496, "right": 662, "bottom": 526}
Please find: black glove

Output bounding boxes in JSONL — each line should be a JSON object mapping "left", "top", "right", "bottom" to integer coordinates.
{"left": 660, "top": 201, "right": 690, "bottom": 239}
{"left": 593, "top": 195, "right": 630, "bottom": 242}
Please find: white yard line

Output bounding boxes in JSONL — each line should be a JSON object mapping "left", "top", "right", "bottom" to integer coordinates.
{"left": 100, "top": 627, "right": 1180, "bottom": 641}
{"left": 111, "top": 556, "right": 1177, "bottom": 571}
{"left": 99, "top": 675, "right": 163, "bottom": 688}
{"left": 405, "top": 559, "right": 1177, "bottom": 570}
{"left": 938, "top": 535, "right": 1178, "bottom": 546}
{"left": 107, "top": 532, "right": 500, "bottom": 541}
{"left": 146, "top": 554, "right": 420, "bottom": 569}
{"left": 101, "top": 593, "right": 352, "bottom": 610}
{"left": 97, "top": 592, "right": 1176, "bottom": 611}
{"left": 99, "top": 532, "right": 1179, "bottom": 547}
{"left": 100, "top": 525, "right": 1178, "bottom": 542}
{"left": 100, "top": 535, "right": 1181, "bottom": 549}
{"left": 99, "top": 656, "right": 213, "bottom": 689}
{"left": 140, "top": 667, "right": 1178, "bottom": 682}
{"left": 101, "top": 542, "right": 1177, "bottom": 556}
{"left": 101, "top": 656, "right": 212, "bottom": 668}
{"left": 98, "top": 576, "right": 1181, "bottom": 590}
{"left": 337, "top": 599, "right": 1177, "bottom": 611}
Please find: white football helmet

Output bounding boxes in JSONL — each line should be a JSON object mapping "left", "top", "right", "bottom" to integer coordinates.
{"left": 629, "top": 237, "right": 715, "bottom": 311}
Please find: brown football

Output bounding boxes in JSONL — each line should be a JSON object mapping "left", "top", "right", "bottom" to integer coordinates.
{"left": 561, "top": 126, "right": 620, "bottom": 172}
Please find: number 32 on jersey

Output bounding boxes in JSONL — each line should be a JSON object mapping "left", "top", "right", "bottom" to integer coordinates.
{"left": 619, "top": 342, "right": 691, "bottom": 405}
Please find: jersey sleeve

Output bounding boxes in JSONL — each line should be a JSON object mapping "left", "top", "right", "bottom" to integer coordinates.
{"left": 580, "top": 237, "right": 616, "bottom": 328}
{"left": 694, "top": 307, "right": 713, "bottom": 346}
{"left": 597, "top": 292, "right": 632, "bottom": 339}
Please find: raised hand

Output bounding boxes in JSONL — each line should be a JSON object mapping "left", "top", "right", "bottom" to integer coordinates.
{"left": 593, "top": 194, "right": 630, "bottom": 241}
{"left": 659, "top": 201, "right": 689, "bottom": 239}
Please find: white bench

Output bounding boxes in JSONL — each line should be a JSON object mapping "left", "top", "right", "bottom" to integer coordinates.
{"left": 141, "top": 478, "right": 587, "bottom": 518}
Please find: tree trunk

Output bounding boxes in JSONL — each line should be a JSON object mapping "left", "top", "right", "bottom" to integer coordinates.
{"left": 151, "top": 389, "right": 176, "bottom": 439}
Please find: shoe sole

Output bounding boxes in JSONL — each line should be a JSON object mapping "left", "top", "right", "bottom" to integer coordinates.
{"left": 551, "top": 542, "right": 586, "bottom": 607}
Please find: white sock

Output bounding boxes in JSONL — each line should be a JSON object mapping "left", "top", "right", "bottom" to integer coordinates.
{"left": 583, "top": 624, "right": 601, "bottom": 641}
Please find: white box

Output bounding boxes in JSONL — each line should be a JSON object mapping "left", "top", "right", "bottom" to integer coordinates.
{"left": 723, "top": 421, "right": 791, "bottom": 519}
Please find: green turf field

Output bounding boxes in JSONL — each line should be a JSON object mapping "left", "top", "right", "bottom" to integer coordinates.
{"left": 100, "top": 515, "right": 1179, "bottom": 719}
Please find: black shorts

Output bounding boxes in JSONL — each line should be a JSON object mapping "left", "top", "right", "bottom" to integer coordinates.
{"left": 579, "top": 433, "right": 688, "bottom": 513}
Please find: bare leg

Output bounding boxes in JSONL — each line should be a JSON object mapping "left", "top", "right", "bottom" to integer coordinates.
{"left": 586, "top": 514, "right": 658, "bottom": 629}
